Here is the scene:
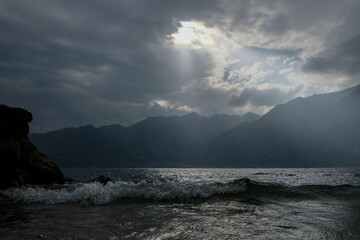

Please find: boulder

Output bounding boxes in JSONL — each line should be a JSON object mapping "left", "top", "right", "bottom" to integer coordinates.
{"left": 0, "top": 104, "right": 64, "bottom": 189}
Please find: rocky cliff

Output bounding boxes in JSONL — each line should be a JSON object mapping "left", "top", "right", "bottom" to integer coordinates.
{"left": 0, "top": 104, "right": 64, "bottom": 189}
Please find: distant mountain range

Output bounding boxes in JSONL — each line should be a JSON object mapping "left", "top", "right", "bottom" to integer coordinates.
{"left": 30, "top": 112, "right": 260, "bottom": 167}
{"left": 30, "top": 84, "right": 360, "bottom": 168}
{"left": 207, "top": 84, "right": 360, "bottom": 167}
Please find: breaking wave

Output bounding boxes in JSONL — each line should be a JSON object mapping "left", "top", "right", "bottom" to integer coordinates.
{"left": 1, "top": 178, "right": 359, "bottom": 205}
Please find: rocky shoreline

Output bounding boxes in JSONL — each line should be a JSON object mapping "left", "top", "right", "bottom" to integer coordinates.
{"left": 0, "top": 104, "right": 64, "bottom": 189}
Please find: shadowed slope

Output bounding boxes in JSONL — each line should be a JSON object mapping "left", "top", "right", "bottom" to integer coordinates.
{"left": 208, "top": 84, "right": 360, "bottom": 167}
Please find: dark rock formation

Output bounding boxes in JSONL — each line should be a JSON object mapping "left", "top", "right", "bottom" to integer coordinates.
{"left": 0, "top": 104, "right": 64, "bottom": 189}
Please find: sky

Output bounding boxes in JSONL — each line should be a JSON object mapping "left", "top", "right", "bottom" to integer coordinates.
{"left": 1, "top": 0, "right": 360, "bottom": 132}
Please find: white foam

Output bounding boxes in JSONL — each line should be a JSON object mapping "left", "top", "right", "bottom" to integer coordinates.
{"left": 0, "top": 180, "right": 247, "bottom": 204}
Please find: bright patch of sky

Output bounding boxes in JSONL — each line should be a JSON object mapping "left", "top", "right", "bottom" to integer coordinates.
{"left": 168, "top": 20, "right": 338, "bottom": 114}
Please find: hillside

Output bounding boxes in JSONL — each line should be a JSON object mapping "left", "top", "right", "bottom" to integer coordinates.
{"left": 207, "top": 84, "right": 360, "bottom": 167}
{"left": 30, "top": 112, "right": 260, "bottom": 167}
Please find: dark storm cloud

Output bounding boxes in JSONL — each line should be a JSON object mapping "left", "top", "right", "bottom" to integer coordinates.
{"left": 260, "top": 14, "right": 290, "bottom": 35}
{"left": 302, "top": 34, "right": 360, "bottom": 76}
{"left": 0, "top": 0, "right": 219, "bottom": 131}
{"left": 1, "top": 0, "right": 360, "bottom": 131}
{"left": 300, "top": 0, "right": 360, "bottom": 78}
{"left": 228, "top": 87, "right": 300, "bottom": 107}
{"left": 226, "top": 0, "right": 346, "bottom": 36}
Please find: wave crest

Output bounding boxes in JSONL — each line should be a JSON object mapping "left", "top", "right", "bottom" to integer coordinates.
{"left": 2, "top": 178, "right": 358, "bottom": 205}
{"left": 0, "top": 179, "right": 249, "bottom": 204}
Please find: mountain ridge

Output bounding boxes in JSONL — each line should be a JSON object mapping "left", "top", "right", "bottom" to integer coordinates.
{"left": 30, "top": 84, "right": 360, "bottom": 168}
{"left": 30, "top": 112, "right": 261, "bottom": 167}
{"left": 207, "top": 84, "right": 360, "bottom": 167}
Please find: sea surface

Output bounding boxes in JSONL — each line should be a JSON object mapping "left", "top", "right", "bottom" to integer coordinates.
{"left": 1, "top": 168, "right": 360, "bottom": 240}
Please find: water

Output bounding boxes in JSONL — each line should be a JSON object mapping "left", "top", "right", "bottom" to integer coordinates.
{"left": 1, "top": 168, "right": 360, "bottom": 239}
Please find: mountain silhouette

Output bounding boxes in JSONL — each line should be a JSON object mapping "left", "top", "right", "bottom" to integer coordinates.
{"left": 30, "top": 113, "right": 260, "bottom": 167}
{"left": 30, "top": 84, "right": 360, "bottom": 168}
{"left": 207, "top": 84, "right": 360, "bottom": 167}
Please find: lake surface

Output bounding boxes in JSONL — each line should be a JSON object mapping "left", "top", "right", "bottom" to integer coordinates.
{"left": 1, "top": 168, "right": 360, "bottom": 239}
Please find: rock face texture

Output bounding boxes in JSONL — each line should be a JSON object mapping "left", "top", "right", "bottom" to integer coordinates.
{"left": 0, "top": 104, "right": 64, "bottom": 189}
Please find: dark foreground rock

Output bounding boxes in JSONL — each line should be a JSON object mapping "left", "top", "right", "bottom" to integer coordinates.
{"left": 0, "top": 104, "right": 64, "bottom": 189}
